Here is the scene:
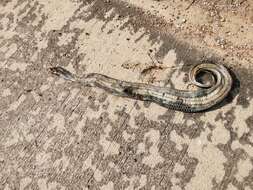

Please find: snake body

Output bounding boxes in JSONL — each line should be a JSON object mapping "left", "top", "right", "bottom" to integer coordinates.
{"left": 49, "top": 63, "right": 232, "bottom": 112}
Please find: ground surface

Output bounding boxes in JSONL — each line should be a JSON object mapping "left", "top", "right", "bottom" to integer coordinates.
{"left": 0, "top": 0, "right": 253, "bottom": 189}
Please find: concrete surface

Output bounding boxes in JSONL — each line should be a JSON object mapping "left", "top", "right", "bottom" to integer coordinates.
{"left": 0, "top": 0, "right": 253, "bottom": 189}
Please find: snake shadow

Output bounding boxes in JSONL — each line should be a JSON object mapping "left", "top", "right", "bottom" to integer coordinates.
{"left": 204, "top": 66, "right": 240, "bottom": 113}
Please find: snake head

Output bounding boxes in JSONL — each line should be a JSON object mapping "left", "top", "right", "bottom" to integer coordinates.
{"left": 49, "top": 66, "right": 75, "bottom": 81}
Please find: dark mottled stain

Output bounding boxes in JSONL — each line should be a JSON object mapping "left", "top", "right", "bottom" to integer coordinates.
{"left": 235, "top": 67, "right": 253, "bottom": 108}
{"left": 0, "top": 0, "right": 12, "bottom": 6}
{"left": 217, "top": 143, "right": 246, "bottom": 190}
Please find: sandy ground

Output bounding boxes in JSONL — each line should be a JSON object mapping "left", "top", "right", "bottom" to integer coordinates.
{"left": 0, "top": 0, "right": 252, "bottom": 189}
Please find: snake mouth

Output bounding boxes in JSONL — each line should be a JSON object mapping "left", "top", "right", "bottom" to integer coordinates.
{"left": 49, "top": 67, "right": 60, "bottom": 76}
{"left": 48, "top": 66, "right": 75, "bottom": 81}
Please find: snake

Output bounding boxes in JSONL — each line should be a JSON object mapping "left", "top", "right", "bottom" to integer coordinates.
{"left": 49, "top": 62, "right": 232, "bottom": 112}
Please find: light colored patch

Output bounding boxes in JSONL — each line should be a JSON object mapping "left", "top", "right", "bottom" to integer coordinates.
{"left": 36, "top": 151, "right": 51, "bottom": 167}
{"left": 65, "top": 63, "right": 76, "bottom": 75}
{"left": 54, "top": 77, "right": 67, "bottom": 85}
{"left": 4, "top": 129, "right": 20, "bottom": 147}
{"left": 30, "top": 107, "right": 41, "bottom": 116}
{"left": 20, "top": 121, "right": 34, "bottom": 142}
{"left": 186, "top": 119, "right": 196, "bottom": 126}
{"left": 99, "top": 124, "right": 120, "bottom": 156}
{"left": 211, "top": 124, "right": 230, "bottom": 145}
{"left": 37, "top": 178, "right": 48, "bottom": 190}
{"left": 57, "top": 91, "right": 69, "bottom": 102}
{"left": 124, "top": 175, "right": 139, "bottom": 190}
{"left": 139, "top": 175, "right": 147, "bottom": 188}
{"left": 20, "top": 177, "right": 32, "bottom": 190}
{"left": 186, "top": 141, "right": 227, "bottom": 189}
{"left": 49, "top": 113, "right": 65, "bottom": 133}
{"left": 142, "top": 129, "right": 164, "bottom": 168}
{"left": 37, "top": 0, "right": 81, "bottom": 32}
{"left": 68, "top": 88, "right": 80, "bottom": 102}
{"left": 137, "top": 142, "right": 145, "bottom": 154}
{"left": 43, "top": 137, "right": 53, "bottom": 150}
{"left": 169, "top": 65, "right": 187, "bottom": 89}
{"left": 122, "top": 130, "right": 135, "bottom": 142}
{"left": 235, "top": 158, "right": 252, "bottom": 182}
{"left": 171, "top": 185, "right": 182, "bottom": 190}
{"left": 7, "top": 94, "right": 26, "bottom": 111}
{"left": 57, "top": 32, "right": 75, "bottom": 46}
{"left": 171, "top": 176, "right": 181, "bottom": 190}
{"left": 170, "top": 129, "right": 227, "bottom": 190}
{"left": 5, "top": 43, "right": 17, "bottom": 59}
{"left": 0, "top": 17, "right": 9, "bottom": 30}
{"left": 227, "top": 183, "right": 237, "bottom": 190}
{"left": 37, "top": 178, "right": 65, "bottom": 190}
{"left": 9, "top": 61, "right": 28, "bottom": 72}
{"left": 102, "top": 140, "right": 120, "bottom": 156}
{"left": 101, "top": 181, "right": 114, "bottom": 190}
{"left": 0, "top": 60, "right": 6, "bottom": 69}
{"left": 53, "top": 154, "right": 69, "bottom": 172}
{"left": 162, "top": 49, "right": 177, "bottom": 67}
{"left": 30, "top": 51, "right": 39, "bottom": 62}
{"left": 170, "top": 130, "right": 184, "bottom": 151}
{"left": 68, "top": 112, "right": 79, "bottom": 121}
{"left": 74, "top": 117, "right": 85, "bottom": 141}
{"left": 2, "top": 88, "right": 11, "bottom": 97}
{"left": 4, "top": 184, "right": 11, "bottom": 190}
{"left": 35, "top": 32, "right": 48, "bottom": 50}
{"left": 31, "top": 91, "right": 41, "bottom": 102}
{"left": 104, "top": 8, "right": 115, "bottom": 19}
{"left": 173, "top": 163, "right": 185, "bottom": 173}
{"left": 94, "top": 169, "right": 103, "bottom": 182}
{"left": 154, "top": 50, "right": 179, "bottom": 84}
{"left": 145, "top": 49, "right": 178, "bottom": 84}
{"left": 171, "top": 111, "right": 184, "bottom": 125}
{"left": 40, "top": 84, "right": 50, "bottom": 92}
{"left": 108, "top": 162, "right": 120, "bottom": 173}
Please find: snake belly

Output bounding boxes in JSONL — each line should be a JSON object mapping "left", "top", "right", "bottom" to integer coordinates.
{"left": 49, "top": 63, "right": 232, "bottom": 112}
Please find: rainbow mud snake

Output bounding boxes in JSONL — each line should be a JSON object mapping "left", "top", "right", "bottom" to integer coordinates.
{"left": 49, "top": 63, "right": 232, "bottom": 112}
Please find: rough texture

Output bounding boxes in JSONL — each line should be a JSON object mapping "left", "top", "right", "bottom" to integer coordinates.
{"left": 0, "top": 0, "right": 252, "bottom": 190}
